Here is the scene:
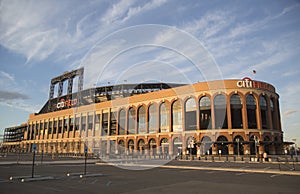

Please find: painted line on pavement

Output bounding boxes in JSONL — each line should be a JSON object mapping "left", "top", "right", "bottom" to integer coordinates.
{"left": 96, "top": 162, "right": 300, "bottom": 176}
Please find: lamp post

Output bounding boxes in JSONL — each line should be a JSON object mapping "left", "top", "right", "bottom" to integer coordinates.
{"left": 254, "top": 136, "right": 260, "bottom": 161}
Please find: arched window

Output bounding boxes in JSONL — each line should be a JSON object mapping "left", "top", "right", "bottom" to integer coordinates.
{"left": 214, "top": 94, "right": 228, "bottom": 129}
{"left": 260, "top": 96, "right": 268, "bottom": 129}
{"left": 172, "top": 100, "right": 182, "bottom": 132}
{"left": 118, "top": 140, "right": 125, "bottom": 154}
{"left": 230, "top": 94, "right": 243, "bottom": 129}
{"left": 160, "top": 138, "right": 169, "bottom": 154}
{"left": 138, "top": 139, "right": 145, "bottom": 155}
{"left": 246, "top": 94, "right": 257, "bottom": 129}
{"left": 185, "top": 98, "right": 197, "bottom": 130}
{"left": 270, "top": 98, "right": 276, "bottom": 130}
{"left": 128, "top": 139, "right": 134, "bottom": 154}
{"left": 200, "top": 136, "right": 212, "bottom": 155}
{"left": 148, "top": 104, "right": 157, "bottom": 134}
{"left": 199, "top": 96, "right": 211, "bottom": 129}
{"left": 173, "top": 137, "right": 182, "bottom": 155}
{"left": 149, "top": 138, "right": 157, "bottom": 155}
{"left": 137, "top": 106, "right": 146, "bottom": 134}
{"left": 118, "top": 109, "right": 126, "bottom": 135}
{"left": 128, "top": 107, "right": 136, "bottom": 134}
{"left": 110, "top": 112, "right": 116, "bottom": 135}
{"left": 160, "top": 102, "right": 169, "bottom": 133}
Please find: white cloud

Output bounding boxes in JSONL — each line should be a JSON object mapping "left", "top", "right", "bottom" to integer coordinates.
{"left": 101, "top": 0, "right": 137, "bottom": 24}
{"left": 0, "top": 71, "right": 14, "bottom": 81}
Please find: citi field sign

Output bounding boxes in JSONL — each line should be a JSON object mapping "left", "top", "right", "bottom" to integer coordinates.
{"left": 237, "top": 77, "right": 272, "bottom": 91}
{"left": 56, "top": 98, "right": 78, "bottom": 109}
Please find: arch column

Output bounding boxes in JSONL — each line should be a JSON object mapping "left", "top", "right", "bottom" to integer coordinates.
{"left": 196, "top": 98, "right": 200, "bottom": 130}
{"left": 168, "top": 136, "right": 173, "bottom": 156}
{"left": 145, "top": 105, "right": 149, "bottom": 133}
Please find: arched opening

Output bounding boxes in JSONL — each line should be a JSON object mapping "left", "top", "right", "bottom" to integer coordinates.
{"left": 160, "top": 102, "right": 169, "bottom": 133}
{"left": 109, "top": 140, "right": 116, "bottom": 154}
{"left": 128, "top": 108, "right": 136, "bottom": 134}
{"left": 260, "top": 96, "right": 268, "bottom": 129}
{"left": 118, "top": 109, "right": 126, "bottom": 135}
{"left": 185, "top": 98, "right": 197, "bottom": 131}
{"left": 172, "top": 100, "right": 182, "bottom": 132}
{"left": 246, "top": 94, "right": 257, "bottom": 129}
{"left": 186, "top": 136, "right": 196, "bottom": 155}
{"left": 127, "top": 139, "right": 134, "bottom": 155}
{"left": 216, "top": 136, "right": 229, "bottom": 155}
{"left": 233, "top": 136, "right": 244, "bottom": 155}
{"left": 160, "top": 138, "right": 169, "bottom": 155}
{"left": 138, "top": 139, "right": 145, "bottom": 155}
{"left": 149, "top": 138, "right": 157, "bottom": 156}
{"left": 173, "top": 137, "right": 182, "bottom": 156}
{"left": 200, "top": 136, "right": 212, "bottom": 155}
{"left": 137, "top": 106, "right": 146, "bottom": 134}
{"left": 199, "top": 96, "right": 211, "bottom": 129}
{"left": 214, "top": 94, "right": 228, "bottom": 129}
{"left": 230, "top": 94, "right": 243, "bottom": 129}
{"left": 148, "top": 104, "right": 157, "bottom": 134}
{"left": 118, "top": 140, "right": 125, "bottom": 155}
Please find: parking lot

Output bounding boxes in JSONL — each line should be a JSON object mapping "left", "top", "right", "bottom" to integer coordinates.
{"left": 1, "top": 154, "right": 300, "bottom": 194}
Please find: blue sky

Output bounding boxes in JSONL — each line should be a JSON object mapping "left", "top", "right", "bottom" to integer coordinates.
{"left": 0, "top": 0, "right": 299, "bottom": 145}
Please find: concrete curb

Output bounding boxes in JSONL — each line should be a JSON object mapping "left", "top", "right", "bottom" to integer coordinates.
{"left": 96, "top": 162, "right": 300, "bottom": 176}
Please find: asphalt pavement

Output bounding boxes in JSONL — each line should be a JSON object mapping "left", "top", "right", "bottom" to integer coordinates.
{"left": 1, "top": 153, "right": 300, "bottom": 194}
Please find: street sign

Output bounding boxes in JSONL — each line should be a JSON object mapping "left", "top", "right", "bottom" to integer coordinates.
{"left": 32, "top": 144, "right": 37, "bottom": 152}
{"left": 84, "top": 146, "right": 88, "bottom": 153}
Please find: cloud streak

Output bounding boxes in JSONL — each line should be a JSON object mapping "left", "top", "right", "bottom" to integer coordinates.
{"left": 0, "top": 90, "right": 29, "bottom": 100}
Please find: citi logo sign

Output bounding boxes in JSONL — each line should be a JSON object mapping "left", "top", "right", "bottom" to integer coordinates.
{"left": 237, "top": 77, "right": 253, "bottom": 88}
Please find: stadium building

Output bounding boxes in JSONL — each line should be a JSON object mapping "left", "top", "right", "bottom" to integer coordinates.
{"left": 2, "top": 68, "right": 284, "bottom": 157}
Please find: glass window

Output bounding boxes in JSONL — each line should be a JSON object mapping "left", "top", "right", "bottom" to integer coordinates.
{"left": 128, "top": 108, "right": 136, "bottom": 134}
{"left": 160, "top": 102, "right": 169, "bottom": 133}
{"left": 260, "top": 96, "right": 268, "bottom": 129}
{"left": 95, "top": 114, "right": 100, "bottom": 131}
{"left": 246, "top": 94, "right": 257, "bottom": 129}
{"left": 138, "top": 106, "right": 146, "bottom": 134}
{"left": 185, "top": 98, "right": 197, "bottom": 131}
{"left": 230, "top": 94, "right": 243, "bottom": 129}
{"left": 172, "top": 100, "right": 182, "bottom": 132}
{"left": 110, "top": 112, "right": 116, "bottom": 135}
{"left": 199, "top": 96, "right": 211, "bottom": 129}
{"left": 118, "top": 109, "right": 126, "bottom": 135}
{"left": 148, "top": 104, "right": 157, "bottom": 134}
{"left": 81, "top": 116, "right": 86, "bottom": 131}
{"left": 214, "top": 94, "right": 228, "bottom": 129}
{"left": 88, "top": 115, "right": 93, "bottom": 130}
{"left": 102, "top": 113, "right": 108, "bottom": 135}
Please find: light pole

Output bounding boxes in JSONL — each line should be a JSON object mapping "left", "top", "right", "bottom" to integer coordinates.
{"left": 254, "top": 136, "right": 259, "bottom": 161}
